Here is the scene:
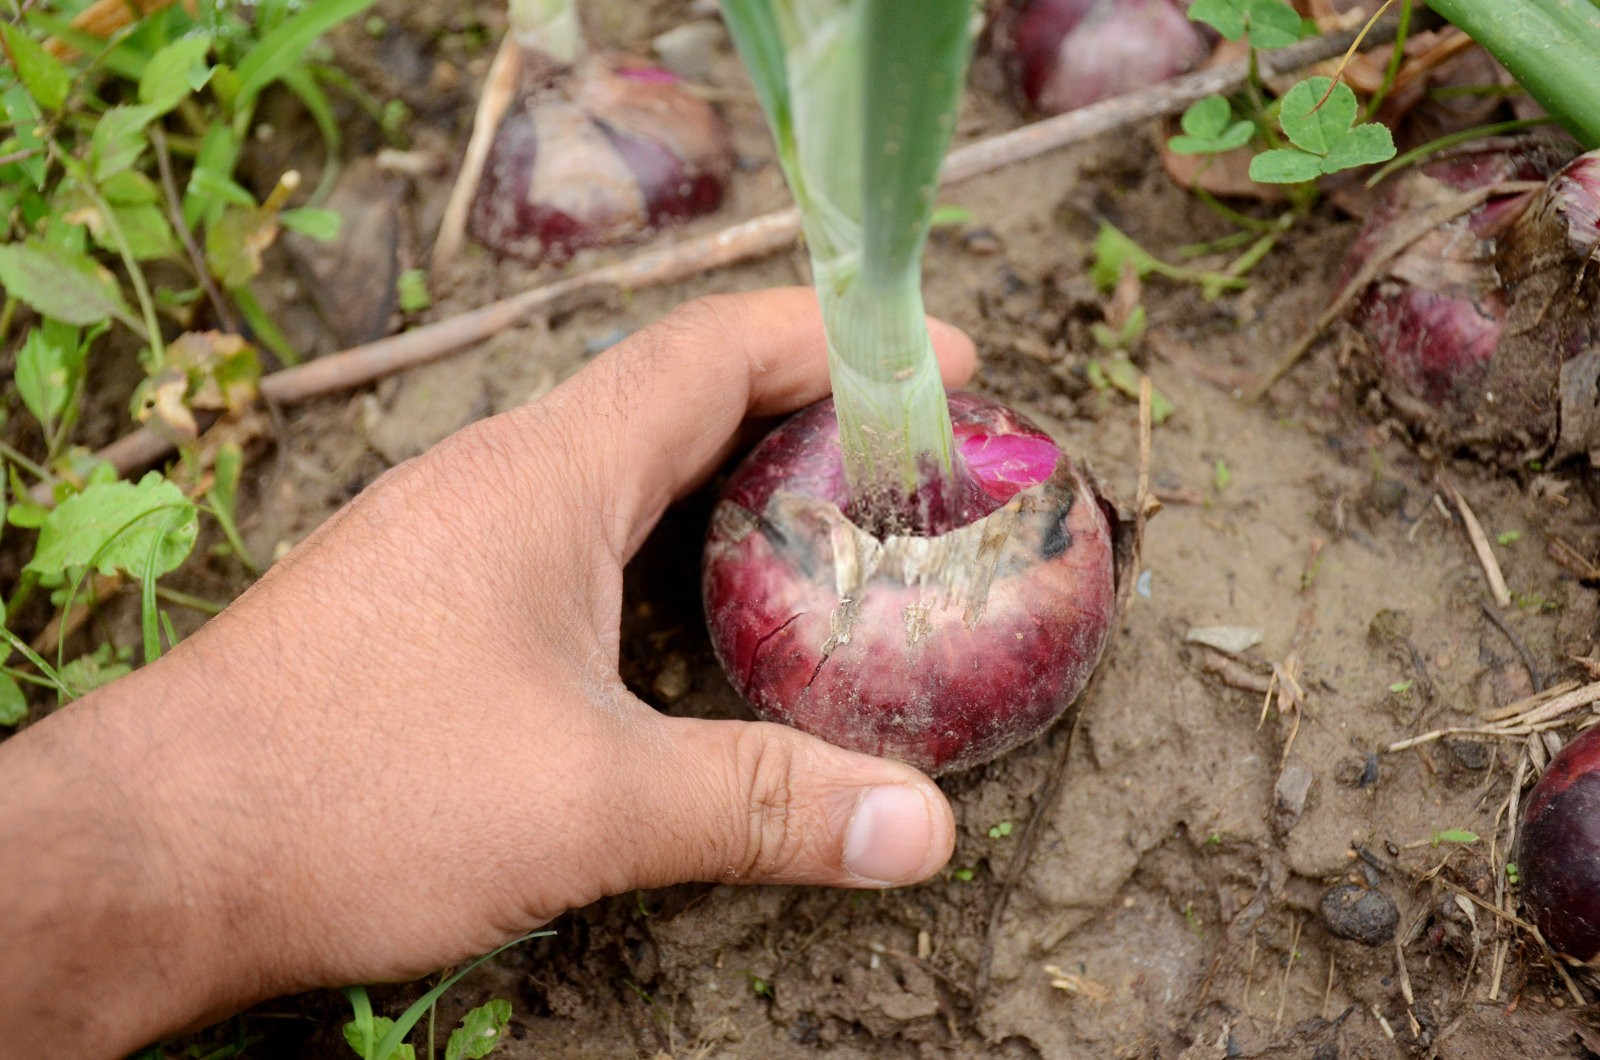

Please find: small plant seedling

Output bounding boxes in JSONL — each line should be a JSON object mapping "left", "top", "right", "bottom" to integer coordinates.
{"left": 1186, "top": 0, "right": 1309, "bottom": 50}
{"left": 1090, "top": 305, "right": 1147, "bottom": 352}
{"left": 1431, "top": 828, "right": 1480, "bottom": 846}
{"left": 952, "top": 867, "right": 976, "bottom": 882}
{"left": 397, "top": 268, "right": 432, "bottom": 313}
{"left": 1497, "top": 530, "right": 1522, "bottom": 546}
{"left": 1212, "top": 460, "right": 1231, "bottom": 491}
{"left": 1505, "top": 861, "right": 1520, "bottom": 885}
{"left": 1086, "top": 356, "right": 1175, "bottom": 424}
{"left": 1388, "top": 679, "right": 1414, "bottom": 694}
{"left": 748, "top": 974, "right": 774, "bottom": 999}
{"left": 341, "top": 932, "right": 547, "bottom": 1060}
{"left": 988, "top": 820, "right": 1014, "bottom": 839}
{"left": 1168, "top": 95, "right": 1254, "bottom": 157}
{"left": 1249, "top": 78, "right": 1396, "bottom": 184}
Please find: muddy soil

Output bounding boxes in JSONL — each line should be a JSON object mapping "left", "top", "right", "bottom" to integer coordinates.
{"left": 57, "top": 1, "right": 1600, "bottom": 1056}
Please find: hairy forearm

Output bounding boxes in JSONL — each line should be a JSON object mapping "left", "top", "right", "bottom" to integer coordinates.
{"left": 0, "top": 661, "right": 263, "bottom": 1057}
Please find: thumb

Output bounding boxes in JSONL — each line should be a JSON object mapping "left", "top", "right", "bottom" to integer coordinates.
{"left": 612, "top": 714, "right": 956, "bottom": 889}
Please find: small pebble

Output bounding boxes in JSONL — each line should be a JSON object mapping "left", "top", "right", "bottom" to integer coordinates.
{"left": 961, "top": 226, "right": 1002, "bottom": 255}
{"left": 1321, "top": 884, "right": 1399, "bottom": 945}
{"left": 653, "top": 654, "right": 691, "bottom": 703}
{"left": 1273, "top": 760, "right": 1314, "bottom": 833}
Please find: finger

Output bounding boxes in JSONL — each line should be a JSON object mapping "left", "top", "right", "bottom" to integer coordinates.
{"left": 596, "top": 712, "right": 956, "bottom": 891}
{"left": 526, "top": 287, "right": 976, "bottom": 555}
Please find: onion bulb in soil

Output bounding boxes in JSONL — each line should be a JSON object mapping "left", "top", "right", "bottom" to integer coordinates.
{"left": 702, "top": 392, "right": 1120, "bottom": 776}
{"left": 1002, "top": 0, "right": 1209, "bottom": 115}
{"left": 1518, "top": 725, "right": 1600, "bottom": 963}
{"left": 1339, "top": 140, "right": 1600, "bottom": 461}
{"left": 468, "top": 55, "right": 733, "bottom": 263}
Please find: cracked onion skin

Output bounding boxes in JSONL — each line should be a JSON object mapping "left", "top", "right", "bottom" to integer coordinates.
{"left": 1518, "top": 726, "right": 1600, "bottom": 963}
{"left": 701, "top": 392, "right": 1117, "bottom": 776}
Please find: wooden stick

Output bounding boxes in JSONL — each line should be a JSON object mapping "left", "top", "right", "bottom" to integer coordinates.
{"left": 47, "top": 18, "right": 1408, "bottom": 498}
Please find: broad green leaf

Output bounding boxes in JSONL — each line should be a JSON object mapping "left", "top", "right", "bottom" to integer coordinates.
{"left": 341, "top": 1017, "right": 415, "bottom": 1060}
{"left": 233, "top": 0, "right": 382, "bottom": 111}
{"left": 1187, "top": 0, "right": 1246, "bottom": 39}
{"left": 90, "top": 104, "right": 161, "bottom": 182}
{"left": 188, "top": 165, "right": 257, "bottom": 211}
{"left": 445, "top": 999, "right": 512, "bottom": 1060}
{"left": 280, "top": 206, "right": 342, "bottom": 241}
{"left": 1248, "top": 148, "right": 1325, "bottom": 183}
{"left": 1322, "top": 121, "right": 1396, "bottom": 171}
{"left": 206, "top": 206, "right": 277, "bottom": 288}
{"left": 0, "top": 672, "right": 24, "bottom": 726}
{"left": 58, "top": 645, "right": 132, "bottom": 697}
{"left": 0, "top": 22, "right": 71, "bottom": 111}
{"left": 26, "top": 472, "right": 198, "bottom": 579}
{"left": 0, "top": 240, "right": 137, "bottom": 331}
{"left": 1181, "top": 95, "right": 1231, "bottom": 139}
{"left": 93, "top": 204, "right": 178, "bottom": 261}
{"left": 1186, "top": 0, "right": 1303, "bottom": 48}
{"left": 184, "top": 123, "right": 243, "bottom": 227}
{"left": 139, "top": 33, "right": 214, "bottom": 115}
{"left": 1242, "top": 0, "right": 1304, "bottom": 48}
{"left": 14, "top": 326, "right": 73, "bottom": 429}
{"left": 1277, "top": 78, "right": 1355, "bottom": 156}
{"left": 2, "top": 85, "right": 49, "bottom": 190}
{"left": 1168, "top": 120, "right": 1253, "bottom": 155}
{"left": 101, "top": 170, "right": 162, "bottom": 206}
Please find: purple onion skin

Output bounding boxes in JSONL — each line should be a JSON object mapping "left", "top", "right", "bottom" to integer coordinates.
{"left": 1518, "top": 726, "right": 1600, "bottom": 963}
{"left": 1009, "top": 0, "right": 1208, "bottom": 115}
{"left": 702, "top": 392, "right": 1117, "bottom": 776}
{"left": 1341, "top": 141, "right": 1600, "bottom": 455}
{"left": 469, "top": 59, "right": 732, "bottom": 264}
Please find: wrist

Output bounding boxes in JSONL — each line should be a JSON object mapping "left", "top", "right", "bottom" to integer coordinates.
{"left": 0, "top": 661, "right": 279, "bottom": 1056}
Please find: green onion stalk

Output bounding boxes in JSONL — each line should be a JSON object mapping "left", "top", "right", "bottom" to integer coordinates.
{"left": 1426, "top": 0, "right": 1600, "bottom": 149}
{"left": 722, "top": 0, "right": 974, "bottom": 534}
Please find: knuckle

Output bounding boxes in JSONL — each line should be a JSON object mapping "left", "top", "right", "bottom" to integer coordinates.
{"left": 730, "top": 725, "right": 802, "bottom": 881}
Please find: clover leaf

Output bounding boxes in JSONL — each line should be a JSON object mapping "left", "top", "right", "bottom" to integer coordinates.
{"left": 1249, "top": 77, "right": 1395, "bottom": 184}
{"left": 1187, "top": 0, "right": 1308, "bottom": 49}
{"left": 1168, "top": 95, "right": 1255, "bottom": 155}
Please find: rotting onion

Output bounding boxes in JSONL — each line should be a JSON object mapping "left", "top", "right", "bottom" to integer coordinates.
{"left": 1339, "top": 139, "right": 1600, "bottom": 461}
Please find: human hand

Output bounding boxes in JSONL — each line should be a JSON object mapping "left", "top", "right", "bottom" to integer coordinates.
{"left": 0, "top": 288, "right": 974, "bottom": 1056}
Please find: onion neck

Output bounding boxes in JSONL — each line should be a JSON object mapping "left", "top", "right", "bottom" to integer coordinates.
{"left": 815, "top": 260, "right": 958, "bottom": 535}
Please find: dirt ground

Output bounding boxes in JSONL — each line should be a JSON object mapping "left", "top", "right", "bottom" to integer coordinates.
{"left": 52, "top": 1, "right": 1600, "bottom": 1056}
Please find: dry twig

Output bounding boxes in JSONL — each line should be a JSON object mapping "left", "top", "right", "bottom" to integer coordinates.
{"left": 1387, "top": 680, "right": 1600, "bottom": 751}
{"left": 1447, "top": 483, "right": 1512, "bottom": 608}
